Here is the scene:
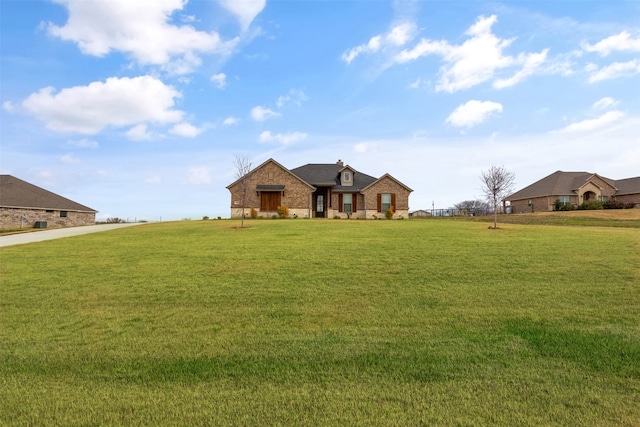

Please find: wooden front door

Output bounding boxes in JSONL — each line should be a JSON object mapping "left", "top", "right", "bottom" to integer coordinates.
{"left": 260, "top": 192, "right": 281, "bottom": 211}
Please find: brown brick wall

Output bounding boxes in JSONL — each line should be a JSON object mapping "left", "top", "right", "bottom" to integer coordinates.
{"left": 509, "top": 196, "right": 555, "bottom": 213}
{"left": 0, "top": 208, "right": 96, "bottom": 229}
{"left": 616, "top": 193, "right": 640, "bottom": 207}
{"left": 228, "top": 161, "right": 313, "bottom": 218}
{"left": 361, "top": 176, "right": 411, "bottom": 218}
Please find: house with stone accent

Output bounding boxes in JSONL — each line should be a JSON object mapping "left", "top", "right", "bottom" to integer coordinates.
{"left": 0, "top": 175, "right": 97, "bottom": 229}
{"left": 505, "top": 171, "right": 640, "bottom": 213}
{"left": 226, "top": 159, "right": 412, "bottom": 219}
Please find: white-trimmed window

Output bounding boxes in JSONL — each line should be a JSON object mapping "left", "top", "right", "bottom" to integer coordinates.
{"left": 343, "top": 194, "right": 352, "bottom": 213}
{"left": 558, "top": 196, "right": 570, "bottom": 204}
{"left": 344, "top": 171, "right": 351, "bottom": 182}
{"left": 381, "top": 193, "right": 391, "bottom": 212}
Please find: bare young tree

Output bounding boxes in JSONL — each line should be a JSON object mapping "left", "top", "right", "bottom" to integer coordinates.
{"left": 233, "top": 154, "right": 252, "bottom": 228}
{"left": 480, "top": 166, "right": 515, "bottom": 229}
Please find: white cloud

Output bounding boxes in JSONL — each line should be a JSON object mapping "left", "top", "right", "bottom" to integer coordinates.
{"left": 223, "top": 116, "right": 239, "bottom": 125}
{"left": 395, "top": 38, "right": 448, "bottom": 63}
{"left": 409, "top": 78, "right": 422, "bottom": 89}
{"left": 126, "top": 124, "right": 154, "bottom": 141}
{"left": 582, "top": 31, "right": 640, "bottom": 56}
{"left": 186, "top": 166, "right": 212, "bottom": 185}
{"left": 170, "top": 122, "right": 203, "bottom": 137}
{"left": 258, "top": 130, "right": 307, "bottom": 145}
{"left": 22, "top": 76, "right": 183, "bottom": 134}
{"left": 145, "top": 175, "right": 162, "bottom": 184}
{"left": 2, "top": 101, "right": 15, "bottom": 112}
{"left": 395, "top": 15, "right": 548, "bottom": 92}
{"left": 211, "top": 73, "right": 227, "bottom": 88}
{"left": 342, "top": 22, "right": 416, "bottom": 63}
{"left": 587, "top": 59, "right": 640, "bottom": 83}
{"left": 218, "top": 0, "right": 266, "bottom": 31}
{"left": 593, "top": 97, "right": 618, "bottom": 110}
{"left": 493, "top": 49, "right": 549, "bottom": 89}
{"left": 559, "top": 110, "right": 625, "bottom": 133}
{"left": 47, "top": 0, "right": 238, "bottom": 74}
{"left": 60, "top": 153, "right": 80, "bottom": 163}
{"left": 276, "top": 89, "right": 308, "bottom": 108}
{"left": 181, "top": 14, "right": 196, "bottom": 23}
{"left": 68, "top": 138, "right": 99, "bottom": 148}
{"left": 251, "top": 105, "right": 280, "bottom": 122}
{"left": 354, "top": 142, "right": 378, "bottom": 153}
{"left": 446, "top": 100, "right": 503, "bottom": 128}
{"left": 387, "top": 23, "right": 416, "bottom": 46}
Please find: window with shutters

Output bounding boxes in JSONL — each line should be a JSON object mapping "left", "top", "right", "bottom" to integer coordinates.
{"left": 338, "top": 193, "right": 357, "bottom": 213}
{"left": 343, "top": 193, "right": 352, "bottom": 213}
{"left": 381, "top": 193, "right": 391, "bottom": 212}
{"left": 377, "top": 193, "right": 396, "bottom": 212}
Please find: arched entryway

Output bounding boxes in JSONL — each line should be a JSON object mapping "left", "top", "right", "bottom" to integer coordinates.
{"left": 583, "top": 191, "right": 597, "bottom": 201}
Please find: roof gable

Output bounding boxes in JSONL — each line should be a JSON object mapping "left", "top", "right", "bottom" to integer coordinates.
{"left": 226, "top": 158, "right": 314, "bottom": 190}
{"left": 361, "top": 173, "right": 413, "bottom": 192}
{"left": 0, "top": 175, "right": 97, "bottom": 212}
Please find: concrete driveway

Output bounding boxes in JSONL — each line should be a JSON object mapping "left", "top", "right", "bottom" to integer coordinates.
{"left": 0, "top": 223, "right": 145, "bottom": 247}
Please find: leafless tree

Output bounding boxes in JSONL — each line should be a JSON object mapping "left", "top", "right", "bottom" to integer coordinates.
{"left": 480, "top": 166, "right": 515, "bottom": 229}
{"left": 233, "top": 154, "right": 252, "bottom": 228}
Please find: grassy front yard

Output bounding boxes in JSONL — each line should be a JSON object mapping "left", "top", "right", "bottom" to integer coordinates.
{"left": 1, "top": 218, "right": 639, "bottom": 425}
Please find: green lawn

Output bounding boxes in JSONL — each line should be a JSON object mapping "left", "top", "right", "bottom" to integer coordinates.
{"left": 1, "top": 219, "right": 639, "bottom": 426}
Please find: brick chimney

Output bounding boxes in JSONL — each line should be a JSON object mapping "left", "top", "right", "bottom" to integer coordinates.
{"left": 337, "top": 159, "right": 343, "bottom": 166}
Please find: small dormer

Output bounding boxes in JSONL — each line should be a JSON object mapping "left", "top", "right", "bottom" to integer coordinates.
{"left": 339, "top": 165, "right": 356, "bottom": 187}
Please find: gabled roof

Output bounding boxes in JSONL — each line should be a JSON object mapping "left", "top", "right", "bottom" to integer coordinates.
{"left": 615, "top": 176, "right": 640, "bottom": 195}
{"left": 226, "top": 158, "right": 315, "bottom": 190}
{"left": 0, "top": 175, "right": 97, "bottom": 212}
{"left": 361, "top": 173, "right": 414, "bottom": 193}
{"left": 290, "top": 163, "right": 378, "bottom": 191}
{"left": 506, "top": 170, "right": 638, "bottom": 201}
{"left": 227, "top": 159, "right": 412, "bottom": 194}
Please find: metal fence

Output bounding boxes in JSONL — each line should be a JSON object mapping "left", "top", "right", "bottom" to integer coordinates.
{"left": 410, "top": 208, "right": 493, "bottom": 217}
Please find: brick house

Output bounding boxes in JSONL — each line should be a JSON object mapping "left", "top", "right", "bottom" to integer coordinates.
{"left": 505, "top": 171, "right": 640, "bottom": 213}
{"left": 0, "top": 175, "right": 97, "bottom": 229}
{"left": 226, "top": 159, "right": 413, "bottom": 219}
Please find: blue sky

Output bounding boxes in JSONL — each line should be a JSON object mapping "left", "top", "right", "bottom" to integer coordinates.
{"left": 1, "top": 0, "right": 639, "bottom": 221}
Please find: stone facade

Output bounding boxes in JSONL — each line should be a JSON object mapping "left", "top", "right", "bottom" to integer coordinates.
{"left": 1, "top": 207, "right": 96, "bottom": 229}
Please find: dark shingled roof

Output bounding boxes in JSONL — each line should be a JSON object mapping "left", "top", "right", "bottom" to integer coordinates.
{"left": 290, "top": 163, "right": 377, "bottom": 191}
{"left": 0, "top": 175, "right": 97, "bottom": 212}
{"left": 506, "top": 170, "right": 639, "bottom": 201}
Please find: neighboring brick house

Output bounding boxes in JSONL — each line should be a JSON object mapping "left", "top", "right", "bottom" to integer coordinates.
{"left": 226, "top": 159, "right": 413, "bottom": 219}
{"left": 505, "top": 171, "right": 640, "bottom": 213}
{"left": 0, "top": 175, "right": 97, "bottom": 229}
